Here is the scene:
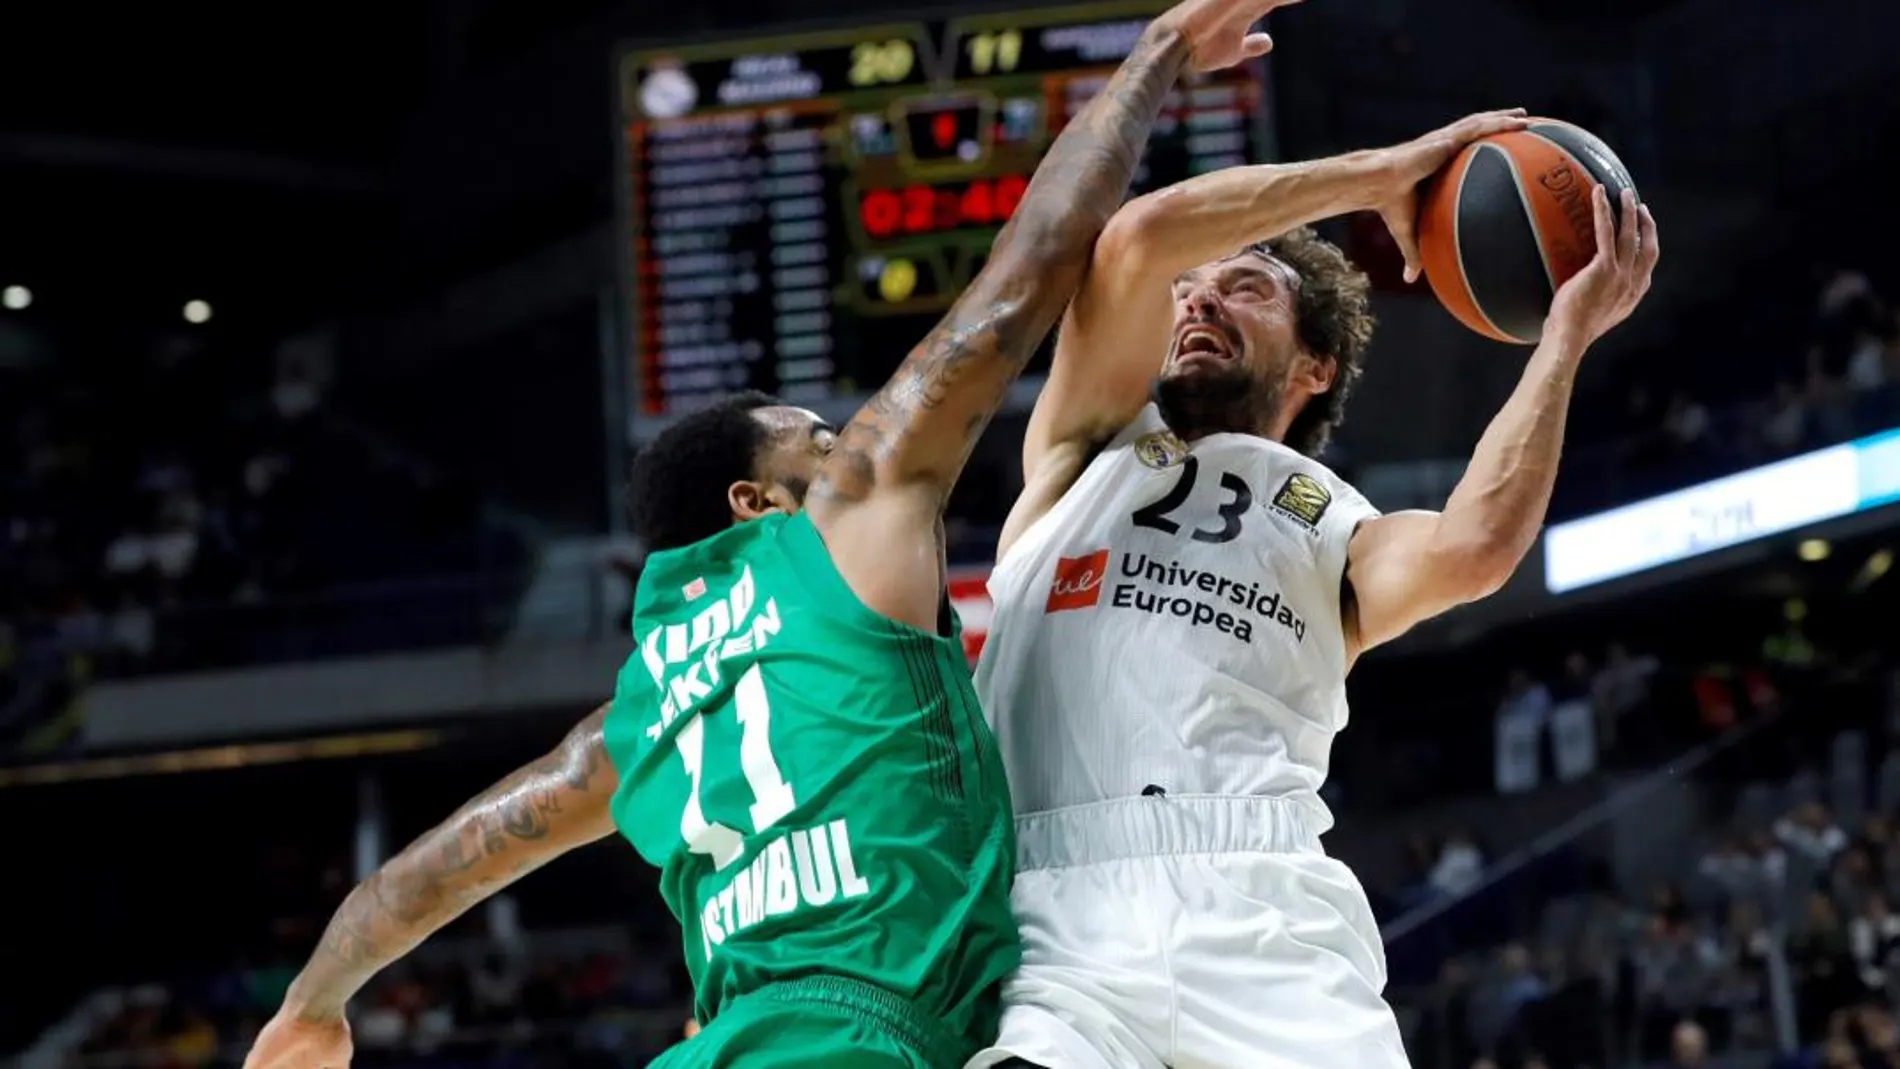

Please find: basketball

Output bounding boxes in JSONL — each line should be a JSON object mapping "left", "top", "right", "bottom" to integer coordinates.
{"left": 1417, "top": 119, "right": 1639, "bottom": 344}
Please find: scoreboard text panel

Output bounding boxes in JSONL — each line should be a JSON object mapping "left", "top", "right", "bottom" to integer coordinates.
{"left": 620, "top": 1, "right": 1275, "bottom": 416}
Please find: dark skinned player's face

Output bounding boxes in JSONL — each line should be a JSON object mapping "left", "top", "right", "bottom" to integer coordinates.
{"left": 745, "top": 405, "right": 837, "bottom": 515}
{"left": 1153, "top": 250, "right": 1304, "bottom": 441}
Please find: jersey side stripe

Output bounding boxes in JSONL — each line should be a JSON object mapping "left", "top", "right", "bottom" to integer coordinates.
{"left": 938, "top": 641, "right": 995, "bottom": 804}
{"left": 890, "top": 622, "right": 961, "bottom": 803}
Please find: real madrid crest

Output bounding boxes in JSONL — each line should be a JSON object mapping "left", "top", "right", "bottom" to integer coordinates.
{"left": 1133, "top": 430, "right": 1188, "bottom": 470}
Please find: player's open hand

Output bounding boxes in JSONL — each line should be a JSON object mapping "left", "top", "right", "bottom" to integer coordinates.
{"left": 243, "top": 1011, "right": 353, "bottom": 1069}
{"left": 1548, "top": 186, "right": 1659, "bottom": 346}
{"left": 1375, "top": 109, "right": 1532, "bottom": 283}
{"left": 1154, "top": 0, "right": 1305, "bottom": 73}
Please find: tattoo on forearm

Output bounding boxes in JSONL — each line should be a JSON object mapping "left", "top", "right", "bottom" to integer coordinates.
{"left": 292, "top": 710, "right": 611, "bottom": 1015}
{"left": 816, "top": 26, "right": 1190, "bottom": 506}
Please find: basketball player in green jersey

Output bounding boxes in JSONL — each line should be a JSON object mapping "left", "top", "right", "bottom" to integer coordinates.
{"left": 242, "top": 3, "right": 1301, "bottom": 1068}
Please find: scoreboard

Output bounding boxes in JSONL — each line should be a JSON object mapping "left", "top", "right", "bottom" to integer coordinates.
{"left": 618, "top": 1, "right": 1277, "bottom": 418}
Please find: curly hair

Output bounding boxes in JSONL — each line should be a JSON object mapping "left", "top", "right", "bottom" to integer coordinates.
{"left": 627, "top": 390, "right": 782, "bottom": 551}
{"left": 1242, "top": 227, "right": 1376, "bottom": 457}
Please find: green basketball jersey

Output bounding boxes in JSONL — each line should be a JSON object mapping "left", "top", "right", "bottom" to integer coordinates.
{"left": 602, "top": 511, "right": 1019, "bottom": 1054}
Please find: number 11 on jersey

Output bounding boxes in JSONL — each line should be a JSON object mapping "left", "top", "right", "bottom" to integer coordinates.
{"left": 676, "top": 664, "right": 798, "bottom": 870}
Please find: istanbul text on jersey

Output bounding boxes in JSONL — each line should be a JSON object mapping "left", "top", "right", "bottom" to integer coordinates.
{"left": 637, "top": 563, "right": 875, "bottom": 962}
{"left": 1046, "top": 548, "right": 1307, "bottom": 643}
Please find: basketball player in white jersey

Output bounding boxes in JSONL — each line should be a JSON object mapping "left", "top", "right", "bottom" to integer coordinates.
{"left": 967, "top": 116, "right": 1659, "bottom": 1068}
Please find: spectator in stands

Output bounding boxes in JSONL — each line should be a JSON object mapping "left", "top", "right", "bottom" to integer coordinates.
{"left": 1791, "top": 892, "right": 1862, "bottom": 1041}
{"left": 1810, "top": 266, "right": 1892, "bottom": 445}
{"left": 1762, "top": 379, "right": 1811, "bottom": 456}
{"left": 1711, "top": 901, "right": 1773, "bottom": 1048}
{"left": 1836, "top": 846, "right": 1885, "bottom": 917}
{"left": 1852, "top": 1004, "right": 1900, "bottom": 1067}
{"left": 1397, "top": 831, "right": 1443, "bottom": 911}
{"left": 1662, "top": 390, "right": 1714, "bottom": 474}
{"left": 1850, "top": 892, "right": 1900, "bottom": 995}
{"left": 1632, "top": 910, "right": 1718, "bottom": 1059}
{"left": 1593, "top": 643, "right": 1658, "bottom": 761}
{"left": 1651, "top": 883, "right": 1690, "bottom": 926}
{"left": 1501, "top": 670, "right": 1553, "bottom": 724}
{"left": 1818, "top": 1034, "right": 1861, "bottom": 1069}
{"left": 1746, "top": 829, "right": 1790, "bottom": 892}
{"left": 271, "top": 350, "right": 325, "bottom": 421}
{"left": 1858, "top": 817, "right": 1900, "bottom": 900}
{"left": 1553, "top": 651, "right": 1593, "bottom": 704}
{"left": 1409, "top": 958, "right": 1480, "bottom": 1069}
{"left": 1497, "top": 669, "right": 1553, "bottom": 790}
{"left": 1431, "top": 831, "right": 1487, "bottom": 898}
{"left": 1699, "top": 835, "right": 1760, "bottom": 902}
{"left": 1781, "top": 802, "right": 1852, "bottom": 866}
{"left": 470, "top": 950, "right": 524, "bottom": 1026}
{"left": 164, "top": 1007, "right": 219, "bottom": 1067}
{"left": 1818, "top": 266, "right": 1875, "bottom": 324}
{"left": 1669, "top": 1018, "right": 1709, "bottom": 1068}
{"left": 1471, "top": 942, "right": 1547, "bottom": 1059}
{"left": 353, "top": 984, "right": 409, "bottom": 1050}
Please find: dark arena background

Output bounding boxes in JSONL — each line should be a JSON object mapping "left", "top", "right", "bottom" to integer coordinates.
{"left": 4, "top": 1, "right": 1900, "bottom": 1068}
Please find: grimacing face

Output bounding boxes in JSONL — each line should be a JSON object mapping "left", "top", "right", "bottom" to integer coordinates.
{"left": 1153, "top": 250, "right": 1306, "bottom": 440}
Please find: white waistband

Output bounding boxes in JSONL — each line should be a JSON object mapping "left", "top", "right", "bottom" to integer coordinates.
{"left": 1013, "top": 794, "right": 1328, "bottom": 871}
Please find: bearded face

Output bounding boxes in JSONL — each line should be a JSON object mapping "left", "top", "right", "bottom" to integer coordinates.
{"left": 1152, "top": 250, "right": 1304, "bottom": 440}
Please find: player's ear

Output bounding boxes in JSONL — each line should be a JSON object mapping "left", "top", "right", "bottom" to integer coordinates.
{"left": 1294, "top": 351, "right": 1338, "bottom": 396}
{"left": 727, "top": 480, "right": 778, "bottom": 522}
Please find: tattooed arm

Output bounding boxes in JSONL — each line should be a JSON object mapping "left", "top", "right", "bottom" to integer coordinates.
{"left": 275, "top": 707, "right": 615, "bottom": 1024}
{"left": 806, "top": 0, "right": 1291, "bottom": 631}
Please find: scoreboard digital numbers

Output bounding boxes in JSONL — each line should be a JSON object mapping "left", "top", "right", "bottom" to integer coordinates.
{"left": 619, "top": 1, "right": 1277, "bottom": 418}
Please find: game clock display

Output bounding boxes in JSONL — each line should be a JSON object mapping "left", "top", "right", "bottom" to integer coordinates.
{"left": 618, "top": 1, "right": 1278, "bottom": 418}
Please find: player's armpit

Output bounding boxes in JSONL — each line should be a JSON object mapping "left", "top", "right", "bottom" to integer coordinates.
{"left": 278, "top": 705, "right": 618, "bottom": 1022}
{"left": 1343, "top": 510, "right": 1519, "bottom": 657}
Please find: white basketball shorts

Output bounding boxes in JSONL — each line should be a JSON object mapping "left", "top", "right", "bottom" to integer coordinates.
{"left": 966, "top": 795, "right": 1411, "bottom": 1069}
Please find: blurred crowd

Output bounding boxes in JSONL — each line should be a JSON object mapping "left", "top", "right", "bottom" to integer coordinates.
{"left": 1560, "top": 266, "right": 1900, "bottom": 519}
{"left": 65, "top": 941, "right": 691, "bottom": 1069}
{"left": 1401, "top": 784, "right": 1900, "bottom": 1069}
{"left": 1388, "top": 619, "right": 1900, "bottom": 1069}
{"left": 0, "top": 323, "right": 529, "bottom": 757}
{"left": 35, "top": 829, "right": 694, "bottom": 1069}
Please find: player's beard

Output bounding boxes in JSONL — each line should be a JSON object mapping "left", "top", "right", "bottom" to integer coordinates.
{"left": 1152, "top": 360, "right": 1282, "bottom": 441}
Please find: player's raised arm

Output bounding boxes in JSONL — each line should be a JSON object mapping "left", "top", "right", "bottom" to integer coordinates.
{"left": 1014, "top": 110, "right": 1532, "bottom": 509}
{"left": 244, "top": 706, "right": 618, "bottom": 1069}
{"left": 1343, "top": 187, "right": 1658, "bottom": 656}
{"left": 806, "top": 0, "right": 1296, "bottom": 630}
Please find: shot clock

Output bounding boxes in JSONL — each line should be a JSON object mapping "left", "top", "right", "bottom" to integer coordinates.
{"left": 619, "top": 1, "right": 1276, "bottom": 416}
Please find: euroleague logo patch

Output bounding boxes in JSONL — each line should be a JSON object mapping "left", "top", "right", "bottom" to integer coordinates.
{"left": 1133, "top": 431, "right": 1188, "bottom": 470}
{"left": 1270, "top": 473, "right": 1332, "bottom": 529}
{"left": 1045, "top": 549, "right": 1108, "bottom": 613}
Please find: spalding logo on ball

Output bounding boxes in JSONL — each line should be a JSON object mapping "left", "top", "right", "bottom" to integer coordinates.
{"left": 1417, "top": 119, "right": 1638, "bottom": 344}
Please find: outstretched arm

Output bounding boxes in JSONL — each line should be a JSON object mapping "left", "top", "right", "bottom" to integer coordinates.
{"left": 1345, "top": 188, "right": 1658, "bottom": 657}
{"left": 259, "top": 707, "right": 616, "bottom": 1044}
{"left": 806, "top": 0, "right": 1292, "bottom": 631}
{"left": 1002, "top": 111, "right": 1531, "bottom": 557}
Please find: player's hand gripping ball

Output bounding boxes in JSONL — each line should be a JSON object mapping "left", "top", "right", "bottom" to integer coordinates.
{"left": 1416, "top": 119, "right": 1649, "bottom": 344}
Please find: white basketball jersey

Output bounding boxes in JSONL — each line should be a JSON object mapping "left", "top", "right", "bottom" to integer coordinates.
{"left": 976, "top": 403, "right": 1379, "bottom": 828}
